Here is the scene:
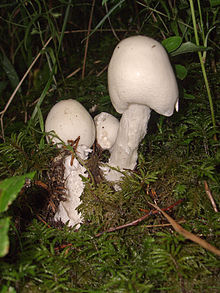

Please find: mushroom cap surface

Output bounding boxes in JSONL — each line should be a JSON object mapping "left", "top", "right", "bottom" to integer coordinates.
{"left": 108, "top": 35, "right": 179, "bottom": 116}
{"left": 94, "top": 112, "right": 119, "bottom": 150}
{"left": 45, "top": 99, "right": 95, "bottom": 147}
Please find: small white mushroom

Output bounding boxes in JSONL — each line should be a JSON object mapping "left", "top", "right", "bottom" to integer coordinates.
{"left": 94, "top": 112, "right": 119, "bottom": 151}
{"left": 45, "top": 99, "right": 95, "bottom": 227}
{"left": 106, "top": 35, "right": 179, "bottom": 181}
{"left": 45, "top": 99, "right": 95, "bottom": 157}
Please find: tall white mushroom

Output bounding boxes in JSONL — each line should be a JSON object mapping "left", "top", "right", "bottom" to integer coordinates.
{"left": 45, "top": 99, "right": 95, "bottom": 227}
{"left": 106, "top": 35, "right": 179, "bottom": 181}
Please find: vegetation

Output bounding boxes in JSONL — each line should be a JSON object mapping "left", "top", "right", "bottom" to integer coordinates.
{"left": 0, "top": 0, "right": 219, "bottom": 292}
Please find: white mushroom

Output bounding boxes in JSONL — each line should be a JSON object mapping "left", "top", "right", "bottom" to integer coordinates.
{"left": 94, "top": 112, "right": 119, "bottom": 151}
{"left": 45, "top": 99, "right": 95, "bottom": 157}
{"left": 106, "top": 35, "right": 179, "bottom": 181}
{"left": 45, "top": 99, "right": 95, "bottom": 227}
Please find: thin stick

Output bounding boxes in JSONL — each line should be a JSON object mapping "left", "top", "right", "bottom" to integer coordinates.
{"left": 82, "top": 0, "right": 96, "bottom": 80}
{"left": 204, "top": 181, "right": 218, "bottom": 212}
{"left": 142, "top": 220, "right": 186, "bottom": 228}
{"left": 36, "top": 215, "right": 51, "bottom": 228}
{"left": 96, "top": 64, "right": 108, "bottom": 77}
{"left": 148, "top": 202, "right": 220, "bottom": 257}
{"left": 66, "top": 67, "right": 81, "bottom": 79}
{"left": 54, "top": 243, "right": 73, "bottom": 251}
{"left": 0, "top": 37, "right": 52, "bottom": 140}
{"left": 64, "top": 29, "right": 133, "bottom": 34}
{"left": 95, "top": 199, "right": 183, "bottom": 237}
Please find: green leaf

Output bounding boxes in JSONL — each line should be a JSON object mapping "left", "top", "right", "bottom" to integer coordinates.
{"left": 209, "top": 0, "right": 220, "bottom": 6}
{"left": 87, "top": 0, "right": 125, "bottom": 40}
{"left": 0, "top": 172, "right": 35, "bottom": 213}
{"left": 0, "top": 217, "right": 10, "bottom": 257}
{"left": 170, "top": 21, "right": 179, "bottom": 36}
{"left": 183, "top": 91, "right": 195, "bottom": 100}
{"left": 158, "top": 0, "right": 171, "bottom": 19}
{"left": 0, "top": 52, "right": 21, "bottom": 93}
{"left": 162, "top": 36, "right": 182, "bottom": 53}
{"left": 175, "top": 64, "right": 187, "bottom": 80}
{"left": 29, "top": 73, "right": 54, "bottom": 127}
{"left": 170, "top": 42, "right": 211, "bottom": 56}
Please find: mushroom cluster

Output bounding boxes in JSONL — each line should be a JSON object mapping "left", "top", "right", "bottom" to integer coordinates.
{"left": 45, "top": 35, "right": 179, "bottom": 227}
{"left": 97, "top": 35, "right": 179, "bottom": 181}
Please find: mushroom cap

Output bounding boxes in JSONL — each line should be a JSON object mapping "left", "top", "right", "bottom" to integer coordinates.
{"left": 45, "top": 99, "right": 95, "bottom": 148}
{"left": 94, "top": 112, "right": 119, "bottom": 150}
{"left": 108, "top": 35, "right": 179, "bottom": 116}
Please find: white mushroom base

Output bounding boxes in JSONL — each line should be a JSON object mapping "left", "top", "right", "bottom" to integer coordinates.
{"left": 54, "top": 147, "right": 91, "bottom": 228}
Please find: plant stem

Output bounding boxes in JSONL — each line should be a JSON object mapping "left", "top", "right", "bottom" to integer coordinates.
{"left": 189, "top": 0, "right": 216, "bottom": 137}
{"left": 82, "top": 0, "right": 96, "bottom": 80}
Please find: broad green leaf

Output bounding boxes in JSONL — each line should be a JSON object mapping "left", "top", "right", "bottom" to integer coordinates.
{"left": 162, "top": 36, "right": 182, "bottom": 53}
{"left": 0, "top": 172, "right": 35, "bottom": 213}
{"left": 175, "top": 64, "right": 187, "bottom": 80}
{"left": 0, "top": 52, "right": 21, "bottom": 92}
{"left": 0, "top": 217, "right": 10, "bottom": 257}
{"left": 170, "top": 42, "right": 211, "bottom": 56}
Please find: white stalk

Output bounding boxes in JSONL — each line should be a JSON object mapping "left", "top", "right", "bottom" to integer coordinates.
{"left": 104, "top": 104, "right": 151, "bottom": 181}
{"left": 54, "top": 146, "right": 91, "bottom": 228}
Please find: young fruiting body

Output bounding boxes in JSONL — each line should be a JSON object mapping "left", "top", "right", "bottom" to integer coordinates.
{"left": 45, "top": 99, "right": 95, "bottom": 227}
{"left": 45, "top": 99, "right": 95, "bottom": 152}
{"left": 94, "top": 112, "right": 119, "bottom": 151}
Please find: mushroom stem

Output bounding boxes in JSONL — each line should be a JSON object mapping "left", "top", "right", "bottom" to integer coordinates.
{"left": 109, "top": 104, "right": 151, "bottom": 172}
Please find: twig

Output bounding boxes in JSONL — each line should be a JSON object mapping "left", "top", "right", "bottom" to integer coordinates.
{"left": 64, "top": 29, "right": 134, "bottom": 34}
{"left": 96, "top": 64, "right": 108, "bottom": 77}
{"left": 34, "top": 180, "right": 49, "bottom": 191}
{"left": 66, "top": 67, "right": 81, "bottom": 79}
{"left": 36, "top": 215, "right": 51, "bottom": 228}
{"left": 82, "top": 0, "right": 96, "bottom": 80}
{"left": 204, "top": 180, "right": 218, "bottom": 212}
{"left": 148, "top": 202, "right": 220, "bottom": 257}
{"left": 140, "top": 199, "right": 183, "bottom": 213}
{"left": 54, "top": 243, "right": 73, "bottom": 251}
{"left": 95, "top": 199, "right": 183, "bottom": 237}
{"left": 0, "top": 37, "right": 52, "bottom": 140}
{"left": 142, "top": 220, "right": 186, "bottom": 228}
